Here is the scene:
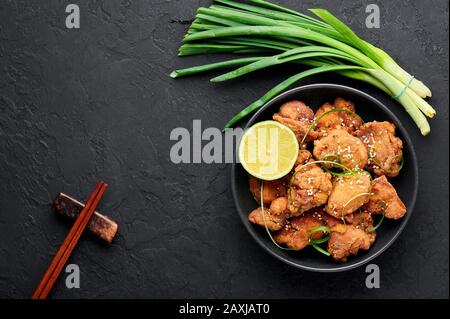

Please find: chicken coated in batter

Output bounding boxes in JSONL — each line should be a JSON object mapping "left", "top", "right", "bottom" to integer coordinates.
{"left": 364, "top": 175, "right": 407, "bottom": 219}
{"left": 325, "top": 171, "right": 372, "bottom": 218}
{"left": 295, "top": 149, "right": 313, "bottom": 166}
{"left": 274, "top": 214, "right": 325, "bottom": 250}
{"left": 245, "top": 98, "right": 408, "bottom": 263}
{"left": 313, "top": 128, "right": 368, "bottom": 170}
{"left": 351, "top": 210, "right": 377, "bottom": 245}
{"left": 248, "top": 197, "right": 289, "bottom": 231}
{"left": 288, "top": 163, "right": 333, "bottom": 215}
{"left": 248, "top": 175, "right": 287, "bottom": 205}
{"left": 315, "top": 98, "right": 363, "bottom": 136}
{"left": 312, "top": 209, "right": 376, "bottom": 261}
{"left": 273, "top": 100, "right": 318, "bottom": 144}
{"left": 311, "top": 208, "right": 341, "bottom": 228}
{"left": 327, "top": 223, "right": 373, "bottom": 262}
{"left": 355, "top": 121, "right": 403, "bottom": 177}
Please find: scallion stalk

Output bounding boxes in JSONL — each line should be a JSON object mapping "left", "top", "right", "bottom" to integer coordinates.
{"left": 171, "top": 0, "right": 435, "bottom": 135}
{"left": 309, "top": 8, "right": 432, "bottom": 98}
{"left": 224, "top": 64, "right": 363, "bottom": 128}
{"left": 170, "top": 56, "right": 265, "bottom": 78}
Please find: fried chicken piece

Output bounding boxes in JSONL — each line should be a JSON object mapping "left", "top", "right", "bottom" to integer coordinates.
{"left": 351, "top": 211, "right": 372, "bottom": 229}
{"left": 355, "top": 121, "right": 403, "bottom": 177}
{"left": 312, "top": 209, "right": 342, "bottom": 228}
{"left": 248, "top": 197, "right": 289, "bottom": 231}
{"left": 249, "top": 175, "right": 287, "bottom": 205}
{"left": 314, "top": 207, "right": 373, "bottom": 229}
{"left": 274, "top": 214, "right": 325, "bottom": 250}
{"left": 334, "top": 97, "right": 357, "bottom": 110}
{"left": 315, "top": 98, "right": 363, "bottom": 136}
{"left": 327, "top": 223, "right": 373, "bottom": 262}
{"left": 288, "top": 163, "right": 333, "bottom": 215}
{"left": 278, "top": 100, "right": 315, "bottom": 120}
{"left": 312, "top": 209, "right": 376, "bottom": 261}
{"left": 350, "top": 210, "right": 377, "bottom": 245}
{"left": 325, "top": 171, "right": 372, "bottom": 218}
{"left": 273, "top": 101, "right": 318, "bottom": 144}
{"left": 295, "top": 149, "right": 313, "bottom": 166}
{"left": 364, "top": 175, "right": 407, "bottom": 219}
{"left": 313, "top": 128, "right": 368, "bottom": 170}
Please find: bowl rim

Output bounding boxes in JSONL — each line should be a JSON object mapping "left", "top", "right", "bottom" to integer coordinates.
{"left": 231, "top": 83, "right": 419, "bottom": 272}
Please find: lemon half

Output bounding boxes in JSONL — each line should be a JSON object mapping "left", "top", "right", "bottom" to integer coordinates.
{"left": 239, "top": 120, "right": 299, "bottom": 180}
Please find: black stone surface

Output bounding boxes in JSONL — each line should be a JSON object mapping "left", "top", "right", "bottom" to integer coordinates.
{"left": 0, "top": 0, "right": 448, "bottom": 298}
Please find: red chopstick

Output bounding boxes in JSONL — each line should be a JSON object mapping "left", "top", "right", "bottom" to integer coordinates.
{"left": 32, "top": 181, "right": 108, "bottom": 299}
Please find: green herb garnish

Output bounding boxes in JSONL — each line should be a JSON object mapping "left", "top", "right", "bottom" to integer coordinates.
{"left": 367, "top": 211, "right": 385, "bottom": 233}
{"left": 171, "top": 0, "right": 435, "bottom": 135}
{"left": 309, "top": 226, "right": 331, "bottom": 256}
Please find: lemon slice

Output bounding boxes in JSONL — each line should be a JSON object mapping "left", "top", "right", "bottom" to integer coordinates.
{"left": 239, "top": 120, "right": 299, "bottom": 180}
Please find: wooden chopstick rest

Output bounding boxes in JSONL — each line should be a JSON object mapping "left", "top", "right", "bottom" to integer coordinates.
{"left": 53, "top": 193, "right": 118, "bottom": 244}
{"left": 32, "top": 181, "right": 108, "bottom": 299}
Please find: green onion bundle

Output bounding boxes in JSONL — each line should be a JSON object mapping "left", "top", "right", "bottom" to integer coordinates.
{"left": 171, "top": 0, "right": 435, "bottom": 135}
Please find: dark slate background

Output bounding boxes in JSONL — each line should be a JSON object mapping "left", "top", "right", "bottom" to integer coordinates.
{"left": 0, "top": 0, "right": 448, "bottom": 299}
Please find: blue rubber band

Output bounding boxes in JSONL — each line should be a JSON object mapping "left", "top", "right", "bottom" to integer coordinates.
{"left": 391, "top": 76, "right": 415, "bottom": 100}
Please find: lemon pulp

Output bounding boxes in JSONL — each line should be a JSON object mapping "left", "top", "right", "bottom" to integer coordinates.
{"left": 239, "top": 120, "right": 299, "bottom": 180}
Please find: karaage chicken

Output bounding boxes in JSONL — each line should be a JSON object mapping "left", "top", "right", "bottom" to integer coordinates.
{"left": 249, "top": 175, "right": 287, "bottom": 205}
{"left": 274, "top": 214, "right": 325, "bottom": 250}
{"left": 289, "top": 162, "right": 333, "bottom": 215}
{"left": 313, "top": 128, "right": 368, "bottom": 170}
{"left": 315, "top": 98, "right": 363, "bottom": 136}
{"left": 273, "top": 100, "right": 318, "bottom": 144}
{"left": 364, "top": 175, "right": 407, "bottom": 219}
{"left": 246, "top": 98, "right": 407, "bottom": 263}
{"left": 325, "top": 171, "right": 372, "bottom": 218}
{"left": 355, "top": 121, "right": 403, "bottom": 177}
{"left": 248, "top": 197, "right": 289, "bottom": 231}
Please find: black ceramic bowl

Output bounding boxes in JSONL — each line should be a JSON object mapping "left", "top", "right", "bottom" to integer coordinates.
{"left": 231, "top": 84, "right": 418, "bottom": 272}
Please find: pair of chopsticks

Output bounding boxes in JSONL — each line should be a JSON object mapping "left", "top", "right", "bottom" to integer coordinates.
{"left": 32, "top": 181, "right": 108, "bottom": 299}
